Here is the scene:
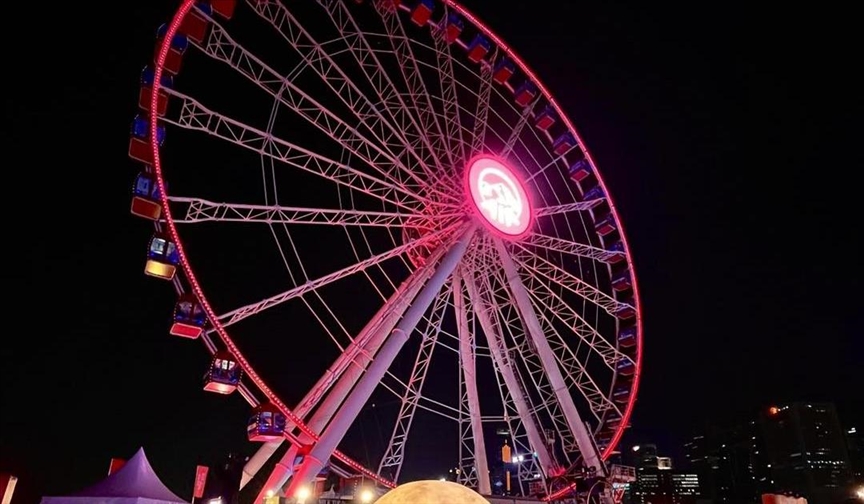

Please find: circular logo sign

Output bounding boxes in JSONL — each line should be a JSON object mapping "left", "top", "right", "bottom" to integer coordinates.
{"left": 466, "top": 156, "right": 532, "bottom": 238}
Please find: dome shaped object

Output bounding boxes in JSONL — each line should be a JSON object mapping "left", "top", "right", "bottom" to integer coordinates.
{"left": 375, "top": 480, "right": 490, "bottom": 504}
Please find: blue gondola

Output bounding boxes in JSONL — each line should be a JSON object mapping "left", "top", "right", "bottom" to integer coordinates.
{"left": 582, "top": 185, "right": 605, "bottom": 201}
{"left": 514, "top": 82, "right": 538, "bottom": 107}
{"left": 552, "top": 132, "right": 576, "bottom": 156}
{"left": 129, "top": 115, "right": 165, "bottom": 164}
{"left": 568, "top": 159, "right": 592, "bottom": 182}
{"left": 170, "top": 294, "right": 207, "bottom": 339}
{"left": 611, "top": 269, "right": 632, "bottom": 292}
{"left": 613, "top": 385, "right": 630, "bottom": 403}
{"left": 618, "top": 325, "right": 637, "bottom": 348}
{"left": 248, "top": 403, "right": 287, "bottom": 442}
{"left": 411, "top": 0, "right": 434, "bottom": 26}
{"left": 144, "top": 233, "right": 179, "bottom": 280}
{"left": 616, "top": 359, "right": 635, "bottom": 376}
{"left": 614, "top": 297, "right": 636, "bottom": 320}
{"left": 594, "top": 213, "right": 617, "bottom": 237}
{"left": 493, "top": 58, "right": 515, "bottom": 84}
{"left": 534, "top": 105, "right": 556, "bottom": 131}
{"left": 156, "top": 24, "right": 190, "bottom": 76}
{"left": 204, "top": 350, "right": 242, "bottom": 394}
{"left": 139, "top": 67, "right": 173, "bottom": 117}
{"left": 131, "top": 115, "right": 166, "bottom": 145}
{"left": 444, "top": 13, "right": 464, "bottom": 43}
{"left": 606, "top": 240, "right": 626, "bottom": 263}
{"left": 467, "top": 34, "right": 491, "bottom": 63}
{"left": 130, "top": 171, "right": 163, "bottom": 220}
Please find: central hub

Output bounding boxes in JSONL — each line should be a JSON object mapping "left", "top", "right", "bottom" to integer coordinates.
{"left": 466, "top": 156, "right": 533, "bottom": 239}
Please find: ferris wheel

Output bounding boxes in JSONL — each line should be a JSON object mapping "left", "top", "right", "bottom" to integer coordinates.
{"left": 128, "top": 0, "right": 642, "bottom": 501}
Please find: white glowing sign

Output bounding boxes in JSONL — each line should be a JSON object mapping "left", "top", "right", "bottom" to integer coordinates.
{"left": 467, "top": 157, "right": 532, "bottom": 237}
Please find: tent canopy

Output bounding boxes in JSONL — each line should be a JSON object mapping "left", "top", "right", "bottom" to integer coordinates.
{"left": 41, "top": 447, "right": 188, "bottom": 504}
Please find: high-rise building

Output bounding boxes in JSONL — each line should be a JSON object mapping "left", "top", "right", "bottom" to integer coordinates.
{"left": 759, "top": 403, "right": 854, "bottom": 503}
{"left": 685, "top": 402, "right": 857, "bottom": 504}
{"left": 846, "top": 426, "right": 863, "bottom": 482}
{"left": 684, "top": 421, "right": 769, "bottom": 502}
{"left": 629, "top": 448, "right": 700, "bottom": 504}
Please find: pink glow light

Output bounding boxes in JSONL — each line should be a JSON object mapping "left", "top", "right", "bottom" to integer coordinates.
{"left": 466, "top": 156, "right": 532, "bottom": 238}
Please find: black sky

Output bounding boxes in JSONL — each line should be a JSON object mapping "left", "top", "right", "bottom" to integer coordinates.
{"left": 2, "top": 2, "right": 860, "bottom": 503}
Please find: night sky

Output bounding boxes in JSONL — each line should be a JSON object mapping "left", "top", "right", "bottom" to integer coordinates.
{"left": 2, "top": 2, "right": 859, "bottom": 503}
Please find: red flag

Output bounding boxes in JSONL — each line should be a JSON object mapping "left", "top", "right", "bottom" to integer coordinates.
{"left": 108, "top": 458, "right": 126, "bottom": 476}
{"left": 193, "top": 465, "right": 209, "bottom": 499}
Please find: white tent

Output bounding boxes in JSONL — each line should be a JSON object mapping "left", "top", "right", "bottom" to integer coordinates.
{"left": 41, "top": 447, "right": 189, "bottom": 504}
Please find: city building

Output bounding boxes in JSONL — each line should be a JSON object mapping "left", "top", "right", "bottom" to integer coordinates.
{"left": 627, "top": 446, "right": 700, "bottom": 504}
{"left": 845, "top": 426, "right": 863, "bottom": 482}
{"left": 759, "top": 403, "right": 853, "bottom": 503}
{"left": 685, "top": 402, "right": 855, "bottom": 504}
{"left": 683, "top": 422, "right": 769, "bottom": 502}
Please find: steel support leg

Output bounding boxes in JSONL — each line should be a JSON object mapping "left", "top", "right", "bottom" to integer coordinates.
{"left": 286, "top": 225, "right": 475, "bottom": 496}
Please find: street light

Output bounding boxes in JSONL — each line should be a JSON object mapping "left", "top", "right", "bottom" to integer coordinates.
{"left": 359, "top": 488, "right": 375, "bottom": 503}
{"left": 295, "top": 486, "right": 311, "bottom": 504}
{"left": 855, "top": 486, "right": 864, "bottom": 501}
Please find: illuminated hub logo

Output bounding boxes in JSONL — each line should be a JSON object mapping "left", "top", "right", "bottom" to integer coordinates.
{"left": 467, "top": 156, "right": 532, "bottom": 238}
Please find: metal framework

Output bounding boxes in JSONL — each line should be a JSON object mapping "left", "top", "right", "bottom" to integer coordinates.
{"left": 134, "top": 1, "right": 643, "bottom": 502}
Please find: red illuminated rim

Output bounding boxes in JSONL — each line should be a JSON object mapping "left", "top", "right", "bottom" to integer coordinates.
{"left": 466, "top": 156, "right": 533, "bottom": 239}
{"left": 148, "top": 0, "right": 643, "bottom": 481}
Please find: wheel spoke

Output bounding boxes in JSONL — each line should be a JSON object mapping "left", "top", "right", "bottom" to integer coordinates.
{"left": 513, "top": 245, "right": 633, "bottom": 317}
{"left": 168, "top": 196, "right": 458, "bottom": 227}
{"left": 162, "top": 88, "right": 428, "bottom": 212}
{"left": 244, "top": 1, "right": 461, "bottom": 202}
{"left": 536, "top": 198, "right": 605, "bottom": 216}
{"left": 374, "top": 1, "right": 456, "bottom": 175}
{"left": 317, "top": 0, "right": 451, "bottom": 184}
{"left": 431, "top": 7, "right": 470, "bottom": 167}
{"left": 217, "top": 221, "right": 461, "bottom": 328}
{"left": 523, "top": 269, "right": 633, "bottom": 373}
{"left": 470, "top": 52, "right": 496, "bottom": 160}
{"left": 499, "top": 95, "right": 542, "bottom": 158}
{"left": 522, "top": 233, "right": 626, "bottom": 264}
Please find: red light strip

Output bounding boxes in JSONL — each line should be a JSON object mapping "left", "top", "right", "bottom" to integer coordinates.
{"left": 544, "top": 482, "right": 577, "bottom": 502}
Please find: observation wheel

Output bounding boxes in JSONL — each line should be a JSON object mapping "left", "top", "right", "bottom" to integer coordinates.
{"left": 127, "top": 0, "right": 642, "bottom": 501}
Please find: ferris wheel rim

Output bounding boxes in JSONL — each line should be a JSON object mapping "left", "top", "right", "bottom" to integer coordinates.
{"left": 145, "top": 0, "right": 643, "bottom": 485}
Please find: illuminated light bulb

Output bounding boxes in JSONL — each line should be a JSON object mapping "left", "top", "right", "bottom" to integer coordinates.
{"left": 295, "top": 486, "right": 311, "bottom": 500}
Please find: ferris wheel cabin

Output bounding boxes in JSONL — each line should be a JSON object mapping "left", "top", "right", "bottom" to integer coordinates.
{"left": 155, "top": 24, "right": 190, "bottom": 76}
{"left": 170, "top": 294, "right": 207, "bottom": 339}
{"left": 128, "top": 114, "right": 165, "bottom": 166}
{"left": 138, "top": 67, "right": 172, "bottom": 117}
{"left": 444, "top": 13, "right": 464, "bottom": 43}
{"left": 467, "top": 34, "right": 491, "bottom": 63}
{"left": 534, "top": 105, "right": 557, "bottom": 131}
{"left": 552, "top": 132, "right": 577, "bottom": 156}
{"left": 247, "top": 403, "right": 287, "bottom": 442}
{"left": 514, "top": 82, "right": 538, "bottom": 107}
{"left": 203, "top": 350, "right": 242, "bottom": 394}
{"left": 568, "top": 159, "right": 592, "bottom": 183}
{"left": 410, "top": 0, "right": 434, "bottom": 26}
{"left": 144, "top": 233, "right": 179, "bottom": 280}
{"left": 130, "top": 171, "right": 163, "bottom": 220}
{"left": 493, "top": 58, "right": 516, "bottom": 84}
